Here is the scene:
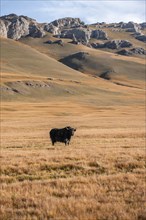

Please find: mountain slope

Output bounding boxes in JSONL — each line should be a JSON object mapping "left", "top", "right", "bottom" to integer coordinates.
{"left": 1, "top": 37, "right": 85, "bottom": 80}
{"left": 1, "top": 37, "right": 145, "bottom": 106}
{"left": 19, "top": 34, "right": 145, "bottom": 89}
{"left": 59, "top": 51, "right": 145, "bottom": 88}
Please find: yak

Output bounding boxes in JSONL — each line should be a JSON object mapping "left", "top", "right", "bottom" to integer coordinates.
{"left": 50, "top": 126, "right": 76, "bottom": 145}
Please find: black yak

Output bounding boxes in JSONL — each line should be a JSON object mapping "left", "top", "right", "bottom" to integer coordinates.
{"left": 50, "top": 126, "right": 76, "bottom": 145}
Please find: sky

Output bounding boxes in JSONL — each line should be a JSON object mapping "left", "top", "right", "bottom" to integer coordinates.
{"left": 0, "top": 0, "right": 145, "bottom": 24}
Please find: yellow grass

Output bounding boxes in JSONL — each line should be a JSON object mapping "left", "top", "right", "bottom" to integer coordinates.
{"left": 1, "top": 102, "right": 146, "bottom": 220}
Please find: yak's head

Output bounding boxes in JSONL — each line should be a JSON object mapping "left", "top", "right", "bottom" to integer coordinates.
{"left": 66, "top": 126, "right": 76, "bottom": 136}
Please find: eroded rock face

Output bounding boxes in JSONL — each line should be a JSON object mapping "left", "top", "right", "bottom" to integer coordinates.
{"left": 44, "top": 23, "right": 60, "bottom": 35}
{"left": 117, "top": 49, "right": 133, "bottom": 56}
{"left": 91, "top": 40, "right": 132, "bottom": 49}
{"left": 59, "top": 28, "right": 108, "bottom": 43}
{"left": 91, "top": 43, "right": 104, "bottom": 49}
{"left": 107, "top": 40, "right": 132, "bottom": 49}
{"left": 121, "top": 21, "right": 141, "bottom": 33}
{"left": 44, "top": 39, "right": 63, "bottom": 46}
{"left": 0, "top": 13, "right": 144, "bottom": 48}
{"left": 140, "top": 22, "right": 146, "bottom": 29}
{"left": 117, "top": 48, "right": 146, "bottom": 56}
{"left": 29, "top": 23, "right": 45, "bottom": 38}
{"left": 0, "top": 14, "right": 45, "bottom": 39}
{"left": 91, "top": 29, "right": 108, "bottom": 40}
{"left": 43, "top": 17, "right": 85, "bottom": 36}
{"left": 60, "top": 28, "right": 91, "bottom": 43}
{"left": 0, "top": 19, "right": 8, "bottom": 37}
{"left": 50, "top": 17, "right": 83, "bottom": 28}
{"left": 135, "top": 34, "right": 146, "bottom": 42}
{"left": 7, "top": 16, "right": 30, "bottom": 39}
{"left": 0, "top": 15, "right": 85, "bottom": 39}
{"left": 130, "top": 47, "right": 146, "bottom": 55}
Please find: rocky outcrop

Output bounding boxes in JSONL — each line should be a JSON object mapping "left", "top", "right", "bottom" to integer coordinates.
{"left": 135, "top": 34, "right": 146, "bottom": 42}
{"left": 50, "top": 17, "right": 83, "bottom": 29}
{"left": 91, "top": 40, "right": 132, "bottom": 49}
{"left": 44, "top": 39, "right": 63, "bottom": 46}
{"left": 71, "top": 33, "right": 80, "bottom": 44}
{"left": 117, "top": 49, "right": 133, "bottom": 56}
{"left": 0, "top": 14, "right": 45, "bottom": 40}
{"left": 92, "top": 22, "right": 107, "bottom": 28}
{"left": 59, "top": 28, "right": 108, "bottom": 43}
{"left": 130, "top": 47, "right": 146, "bottom": 55}
{"left": 0, "top": 19, "right": 8, "bottom": 37}
{"left": 140, "top": 22, "right": 146, "bottom": 29}
{"left": 91, "top": 42, "right": 105, "bottom": 49}
{"left": 0, "top": 13, "right": 144, "bottom": 47}
{"left": 0, "top": 15, "right": 85, "bottom": 39}
{"left": 29, "top": 24, "right": 45, "bottom": 38}
{"left": 43, "top": 23, "right": 60, "bottom": 35}
{"left": 117, "top": 48, "right": 146, "bottom": 56}
{"left": 106, "top": 40, "right": 132, "bottom": 49}
{"left": 43, "top": 17, "right": 85, "bottom": 36}
{"left": 6, "top": 14, "right": 30, "bottom": 39}
{"left": 121, "top": 21, "right": 141, "bottom": 33}
{"left": 91, "top": 29, "right": 108, "bottom": 40}
{"left": 60, "top": 28, "right": 91, "bottom": 43}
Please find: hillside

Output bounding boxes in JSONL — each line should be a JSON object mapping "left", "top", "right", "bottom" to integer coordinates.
{"left": 1, "top": 37, "right": 145, "bottom": 106}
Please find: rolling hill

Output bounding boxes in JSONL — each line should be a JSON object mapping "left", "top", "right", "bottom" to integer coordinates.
{"left": 1, "top": 36, "right": 145, "bottom": 106}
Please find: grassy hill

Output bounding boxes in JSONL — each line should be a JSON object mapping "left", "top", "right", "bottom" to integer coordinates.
{"left": 19, "top": 33, "right": 145, "bottom": 89}
{"left": 1, "top": 37, "right": 85, "bottom": 80}
{"left": 1, "top": 37, "right": 145, "bottom": 105}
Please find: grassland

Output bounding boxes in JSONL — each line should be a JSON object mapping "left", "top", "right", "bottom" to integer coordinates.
{"left": 1, "top": 102, "right": 146, "bottom": 220}
{"left": 0, "top": 37, "right": 146, "bottom": 219}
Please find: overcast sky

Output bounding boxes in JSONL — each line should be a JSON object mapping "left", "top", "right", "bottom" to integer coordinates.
{"left": 1, "top": 0, "right": 145, "bottom": 24}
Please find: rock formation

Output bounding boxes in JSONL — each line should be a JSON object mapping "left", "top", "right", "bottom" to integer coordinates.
{"left": 60, "top": 28, "right": 91, "bottom": 43}
{"left": 59, "top": 28, "right": 108, "bottom": 43}
{"left": 0, "top": 19, "right": 8, "bottom": 37}
{"left": 43, "top": 23, "right": 60, "bottom": 35}
{"left": 121, "top": 21, "right": 141, "bottom": 33}
{"left": 0, "top": 13, "right": 144, "bottom": 55}
{"left": 130, "top": 47, "right": 146, "bottom": 55}
{"left": 50, "top": 17, "right": 83, "bottom": 29}
{"left": 91, "top": 29, "right": 108, "bottom": 40}
{"left": 117, "top": 48, "right": 146, "bottom": 56}
{"left": 106, "top": 40, "right": 132, "bottom": 49}
{"left": 140, "top": 22, "right": 146, "bottom": 29}
{"left": 91, "top": 40, "right": 132, "bottom": 49}
{"left": 0, "top": 14, "right": 45, "bottom": 40}
{"left": 0, "top": 15, "right": 86, "bottom": 40}
{"left": 135, "top": 34, "right": 146, "bottom": 42}
{"left": 117, "top": 49, "right": 133, "bottom": 56}
{"left": 44, "top": 39, "right": 63, "bottom": 46}
{"left": 71, "top": 33, "right": 80, "bottom": 44}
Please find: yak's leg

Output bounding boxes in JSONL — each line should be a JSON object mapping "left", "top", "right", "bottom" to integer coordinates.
{"left": 65, "top": 139, "right": 70, "bottom": 146}
{"left": 51, "top": 140, "right": 55, "bottom": 146}
{"left": 65, "top": 139, "right": 68, "bottom": 146}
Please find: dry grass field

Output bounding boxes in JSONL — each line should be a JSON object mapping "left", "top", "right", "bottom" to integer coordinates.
{"left": 1, "top": 102, "right": 146, "bottom": 220}
{"left": 0, "top": 37, "right": 146, "bottom": 219}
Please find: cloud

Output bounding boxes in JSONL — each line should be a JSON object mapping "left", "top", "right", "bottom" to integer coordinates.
{"left": 1, "top": 0, "right": 145, "bottom": 23}
{"left": 38, "top": 0, "right": 145, "bottom": 23}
